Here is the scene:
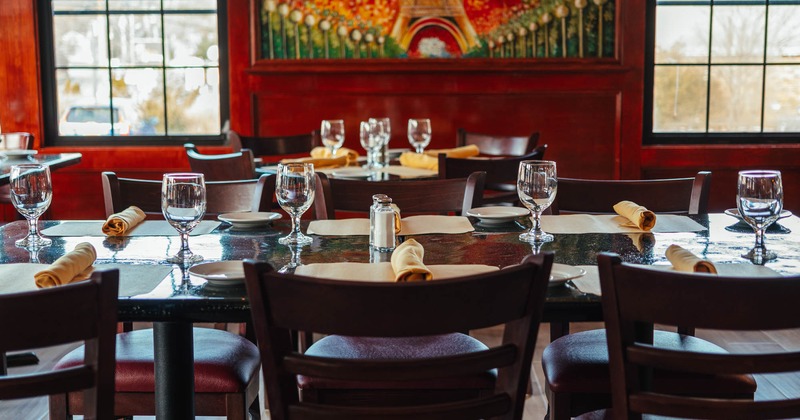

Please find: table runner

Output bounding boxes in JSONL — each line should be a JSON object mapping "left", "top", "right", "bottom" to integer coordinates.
{"left": 294, "top": 261, "right": 498, "bottom": 282}
{"left": 308, "top": 215, "right": 475, "bottom": 236}
{"left": 41, "top": 220, "right": 221, "bottom": 237}
{"left": 0, "top": 263, "right": 173, "bottom": 297}
{"left": 541, "top": 214, "right": 706, "bottom": 234}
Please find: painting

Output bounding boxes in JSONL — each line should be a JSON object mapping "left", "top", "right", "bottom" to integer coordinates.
{"left": 258, "top": 0, "right": 615, "bottom": 60}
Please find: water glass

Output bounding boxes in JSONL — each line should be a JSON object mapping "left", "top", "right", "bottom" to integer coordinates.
{"left": 407, "top": 118, "right": 431, "bottom": 153}
{"left": 369, "top": 117, "right": 391, "bottom": 166}
{"left": 276, "top": 163, "right": 315, "bottom": 246}
{"left": 518, "top": 160, "right": 558, "bottom": 243}
{"left": 162, "top": 173, "right": 206, "bottom": 264}
{"left": 10, "top": 164, "right": 52, "bottom": 248}
{"left": 737, "top": 170, "right": 783, "bottom": 263}
{"left": 320, "top": 119, "right": 344, "bottom": 156}
{"left": 360, "top": 120, "right": 384, "bottom": 170}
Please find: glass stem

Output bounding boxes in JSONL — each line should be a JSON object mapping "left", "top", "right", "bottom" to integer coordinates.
{"left": 27, "top": 217, "right": 39, "bottom": 239}
{"left": 754, "top": 227, "right": 765, "bottom": 252}
{"left": 292, "top": 213, "right": 302, "bottom": 237}
{"left": 179, "top": 231, "right": 191, "bottom": 257}
{"left": 416, "top": 146, "right": 424, "bottom": 153}
{"left": 531, "top": 211, "right": 543, "bottom": 235}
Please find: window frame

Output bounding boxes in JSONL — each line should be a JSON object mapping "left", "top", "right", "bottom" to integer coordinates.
{"left": 643, "top": 0, "right": 800, "bottom": 145}
{"left": 38, "top": 0, "right": 229, "bottom": 147}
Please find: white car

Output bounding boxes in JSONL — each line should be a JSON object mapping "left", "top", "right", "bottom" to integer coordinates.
{"left": 58, "top": 103, "right": 137, "bottom": 136}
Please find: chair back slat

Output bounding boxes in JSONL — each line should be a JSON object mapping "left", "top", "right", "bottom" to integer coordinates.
{"left": 456, "top": 128, "right": 539, "bottom": 156}
{"left": 184, "top": 143, "right": 256, "bottom": 181}
{"left": 314, "top": 171, "right": 485, "bottom": 219}
{"left": 599, "top": 253, "right": 800, "bottom": 419}
{"left": 553, "top": 171, "right": 711, "bottom": 215}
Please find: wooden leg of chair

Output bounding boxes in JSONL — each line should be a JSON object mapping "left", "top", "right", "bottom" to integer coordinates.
{"left": 226, "top": 393, "right": 247, "bottom": 420}
{"left": 48, "top": 394, "right": 69, "bottom": 420}
{"left": 545, "top": 386, "right": 571, "bottom": 420}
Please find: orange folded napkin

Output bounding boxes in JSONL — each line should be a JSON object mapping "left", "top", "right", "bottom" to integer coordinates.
{"left": 34, "top": 242, "right": 97, "bottom": 288}
{"left": 665, "top": 244, "right": 718, "bottom": 274}
{"left": 102, "top": 205, "right": 146, "bottom": 236}
{"left": 424, "top": 144, "right": 481, "bottom": 159}
{"left": 391, "top": 204, "right": 402, "bottom": 234}
{"left": 280, "top": 155, "right": 348, "bottom": 168}
{"left": 390, "top": 238, "right": 433, "bottom": 282}
{"left": 613, "top": 200, "right": 656, "bottom": 231}
{"left": 398, "top": 152, "right": 438, "bottom": 170}
{"left": 310, "top": 146, "right": 359, "bottom": 165}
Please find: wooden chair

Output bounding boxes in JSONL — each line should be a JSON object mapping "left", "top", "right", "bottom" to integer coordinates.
{"left": 438, "top": 145, "right": 547, "bottom": 205}
{"left": 227, "top": 130, "right": 318, "bottom": 162}
{"left": 184, "top": 143, "right": 256, "bottom": 181}
{"left": 456, "top": 128, "right": 539, "bottom": 156}
{"left": 581, "top": 253, "right": 799, "bottom": 419}
{"left": 101, "top": 171, "right": 275, "bottom": 218}
{"left": 244, "top": 252, "right": 553, "bottom": 420}
{"left": 314, "top": 171, "right": 486, "bottom": 219}
{"left": 0, "top": 269, "right": 119, "bottom": 420}
{"left": 552, "top": 171, "right": 712, "bottom": 215}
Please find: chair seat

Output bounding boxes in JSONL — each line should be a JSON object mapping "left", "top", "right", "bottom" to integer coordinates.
{"left": 298, "top": 333, "right": 497, "bottom": 390}
{"left": 55, "top": 328, "right": 260, "bottom": 393}
{"left": 543, "top": 329, "right": 756, "bottom": 395}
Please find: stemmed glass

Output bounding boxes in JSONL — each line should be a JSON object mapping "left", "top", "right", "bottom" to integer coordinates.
{"left": 517, "top": 160, "right": 558, "bottom": 243}
{"left": 10, "top": 164, "right": 52, "bottom": 248}
{"left": 407, "top": 118, "right": 431, "bottom": 153}
{"left": 320, "top": 119, "right": 345, "bottom": 156}
{"left": 276, "top": 163, "right": 315, "bottom": 246}
{"left": 369, "top": 117, "right": 391, "bottom": 167}
{"left": 737, "top": 170, "right": 783, "bottom": 263}
{"left": 162, "top": 173, "right": 206, "bottom": 264}
{"left": 360, "top": 120, "right": 384, "bottom": 171}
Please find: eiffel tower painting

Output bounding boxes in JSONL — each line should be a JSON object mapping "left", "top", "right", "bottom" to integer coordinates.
{"left": 389, "top": 0, "right": 479, "bottom": 58}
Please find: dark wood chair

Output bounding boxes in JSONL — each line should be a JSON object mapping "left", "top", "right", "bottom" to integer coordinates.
{"left": 0, "top": 269, "right": 119, "bottom": 420}
{"left": 581, "top": 253, "right": 798, "bottom": 420}
{"left": 314, "top": 171, "right": 486, "bottom": 219}
{"left": 184, "top": 143, "right": 256, "bottom": 181}
{"left": 101, "top": 171, "right": 275, "bottom": 218}
{"left": 438, "top": 144, "right": 547, "bottom": 205}
{"left": 456, "top": 128, "right": 539, "bottom": 156}
{"left": 552, "top": 171, "right": 712, "bottom": 215}
{"left": 244, "top": 252, "right": 553, "bottom": 420}
{"left": 227, "top": 130, "right": 318, "bottom": 162}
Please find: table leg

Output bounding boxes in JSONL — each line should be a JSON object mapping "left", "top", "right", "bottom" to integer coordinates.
{"left": 154, "top": 321, "right": 195, "bottom": 419}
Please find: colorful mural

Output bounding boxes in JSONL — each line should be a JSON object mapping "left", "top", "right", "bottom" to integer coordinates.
{"left": 258, "top": 0, "right": 615, "bottom": 60}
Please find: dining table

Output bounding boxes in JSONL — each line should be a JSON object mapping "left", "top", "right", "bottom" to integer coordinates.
{"left": 0, "top": 152, "right": 83, "bottom": 186}
{"left": 0, "top": 211, "right": 798, "bottom": 418}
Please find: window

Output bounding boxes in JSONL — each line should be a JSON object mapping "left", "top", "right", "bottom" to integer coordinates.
{"left": 39, "top": 0, "right": 228, "bottom": 145}
{"left": 645, "top": 0, "right": 800, "bottom": 144}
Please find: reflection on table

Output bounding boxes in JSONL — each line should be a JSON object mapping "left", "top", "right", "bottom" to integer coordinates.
{"left": 0, "top": 153, "right": 82, "bottom": 186}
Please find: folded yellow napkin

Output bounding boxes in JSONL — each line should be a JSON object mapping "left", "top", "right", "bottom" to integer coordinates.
{"left": 280, "top": 155, "right": 348, "bottom": 168}
{"left": 310, "top": 146, "right": 359, "bottom": 165}
{"left": 398, "top": 152, "right": 438, "bottom": 170}
{"left": 665, "top": 244, "right": 717, "bottom": 274}
{"left": 391, "top": 204, "right": 402, "bottom": 234}
{"left": 391, "top": 238, "right": 433, "bottom": 282}
{"left": 102, "top": 205, "right": 146, "bottom": 236}
{"left": 34, "top": 242, "right": 97, "bottom": 288}
{"left": 424, "top": 144, "right": 481, "bottom": 158}
{"left": 613, "top": 200, "right": 656, "bottom": 231}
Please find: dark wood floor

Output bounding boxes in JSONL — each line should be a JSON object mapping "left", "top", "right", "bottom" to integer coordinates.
{"left": 4, "top": 323, "right": 800, "bottom": 419}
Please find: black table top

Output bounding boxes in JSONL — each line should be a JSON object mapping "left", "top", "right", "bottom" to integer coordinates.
{"left": 0, "top": 153, "right": 82, "bottom": 186}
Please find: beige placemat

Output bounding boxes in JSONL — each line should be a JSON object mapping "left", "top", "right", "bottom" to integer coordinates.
{"left": 541, "top": 214, "right": 706, "bottom": 234}
{"left": 379, "top": 165, "right": 438, "bottom": 179}
{"left": 294, "top": 262, "right": 498, "bottom": 282}
{"left": 0, "top": 263, "right": 173, "bottom": 297}
{"left": 307, "top": 215, "right": 475, "bottom": 236}
{"left": 570, "top": 263, "right": 783, "bottom": 297}
{"left": 41, "top": 220, "right": 221, "bottom": 237}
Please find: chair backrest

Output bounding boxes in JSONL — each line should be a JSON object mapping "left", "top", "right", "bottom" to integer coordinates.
{"left": 314, "top": 171, "right": 486, "bottom": 219}
{"left": 244, "top": 252, "right": 553, "bottom": 420}
{"left": 438, "top": 145, "right": 548, "bottom": 189}
{"left": 101, "top": 171, "right": 275, "bottom": 217}
{"left": 598, "top": 253, "right": 800, "bottom": 420}
{"left": 184, "top": 143, "right": 256, "bottom": 181}
{"left": 551, "top": 171, "right": 712, "bottom": 215}
{"left": 456, "top": 128, "right": 539, "bottom": 156}
{"left": 227, "top": 130, "right": 318, "bottom": 161}
{"left": 0, "top": 270, "right": 118, "bottom": 419}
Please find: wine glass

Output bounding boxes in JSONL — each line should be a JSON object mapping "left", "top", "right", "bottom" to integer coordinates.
{"left": 10, "top": 164, "right": 52, "bottom": 248}
{"left": 360, "top": 120, "right": 383, "bottom": 171}
{"left": 517, "top": 160, "right": 557, "bottom": 243}
{"left": 369, "top": 117, "right": 391, "bottom": 166}
{"left": 162, "top": 173, "right": 206, "bottom": 264}
{"left": 320, "top": 119, "right": 345, "bottom": 156}
{"left": 407, "top": 118, "right": 431, "bottom": 153}
{"left": 276, "top": 163, "right": 315, "bottom": 246}
{"left": 737, "top": 170, "right": 783, "bottom": 263}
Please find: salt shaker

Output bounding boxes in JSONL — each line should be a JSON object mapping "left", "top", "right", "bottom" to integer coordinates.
{"left": 370, "top": 194, "right": 396, "bottom": 252}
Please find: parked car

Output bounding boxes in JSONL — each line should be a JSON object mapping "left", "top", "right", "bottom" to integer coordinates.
{"left": 58, "top": 102, "right": 138, "bottom": 136}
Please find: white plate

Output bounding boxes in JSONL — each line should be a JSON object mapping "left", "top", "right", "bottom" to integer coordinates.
{"left": 724, "top": 208, "right": 792, "bottom": 221}
{"left": 466, "top": 206, "right": 529, "bottom": 224}
{"left": 189, "top": 261, "right": 245, "bottom": 286}
{"left": 331, "top": 168, "right": 373, "bottom": 178}
{"left": 0, "top": 150, "right": 37, "bottom": 156}
{"left": 550, "top": 263, "right": 586, "bottom": 287}
{"left": 218, "top": 212, "right": 281, "bottom": 228}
